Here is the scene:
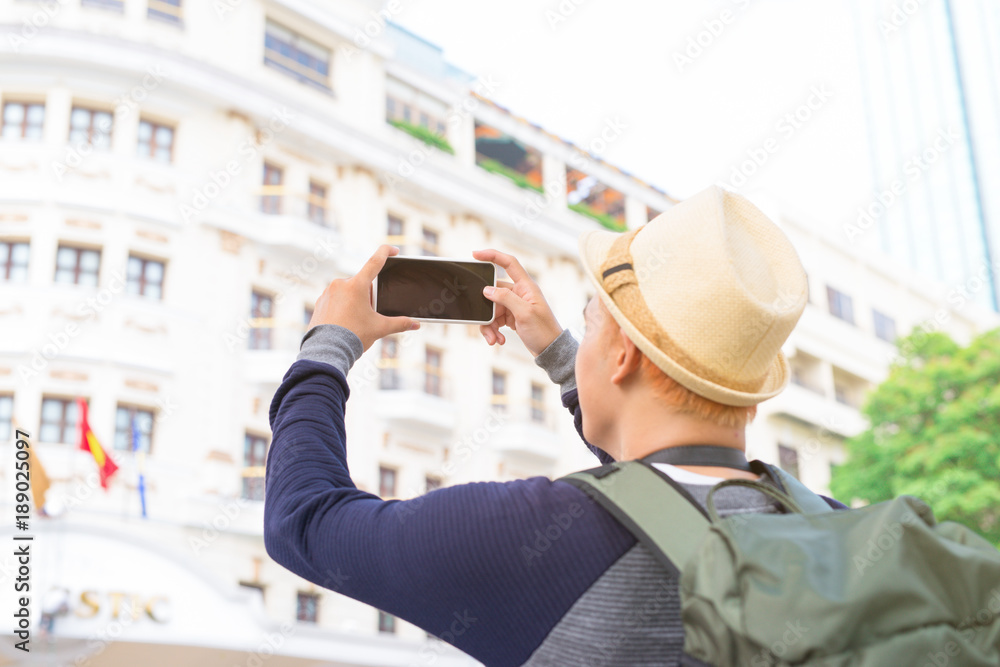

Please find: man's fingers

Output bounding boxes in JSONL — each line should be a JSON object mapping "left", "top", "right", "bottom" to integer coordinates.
{"left": 481, "top": 305, "right": 504, "bottom": 344}
{"left": 472, "top": 249, "right": 533, "bottom": 286}
{"left": 358, "top": 244, "right": 398, "bottom": 286}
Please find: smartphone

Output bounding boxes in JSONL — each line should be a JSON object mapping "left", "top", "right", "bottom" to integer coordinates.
{"left": 374, "top": 255, "right": 497, "bottom": 324}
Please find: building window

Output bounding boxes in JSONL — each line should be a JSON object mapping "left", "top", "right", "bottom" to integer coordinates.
{"left": 789, "top": 354, "right": 825, "bottom": 396}
{"left": 40, "top": 397, "right": 78, "bottom": 444}
{"left": 148, "top": 0, "right": 182, "bottom": 23}
{"left": 54, "top": 245, "right": 100, "bottom": 287}
{"left": 566, "top": 167, "right": 626, "bottom": 231}
{"left": 778, "top": 444, "right": 800, "bottom": 480}
{"left": 826, "top": 287, "right": 854, "bottom": 325}
{"left": 126, "top": 255, "right": 165, "bottom": 300}
{"left": 646, "top": 206, "right": 662, "bottom": 223}
{"left": 264, "top": 19, "right": 331, "bottom": 90}
{"left": 491, "top": 370, "right": 507, "bottom": 412}
{"left": 242, "top": 433, "right": 269, "bottom": 501}
{"left": 379, "top": 337, "right": 400, "bottom": 390}
{"left": 474, "top": 121, "right": 544, "bottom": 192}
{"left": 2, "top": 102, "right": 44, "bottom": 140}
{"left": 137, "top": 119, "right": 174, "bottom": 163}
{"left": 531, "top": 382, "right": 545, "bottom": 423}
{"left": 81, "top": 0, "right": 124, "bottom": 11}
{"left": 0, "top": 241, "right": 29, "bottom": 283}
{"left": 790, "top": 362, "right": 806, "bottom": 389}
{"left": 833, "top": 370, "right": 863, "bottom": 408}
{"left": 249, "top": 291, "right": 273, "bottom": 350}
{"left": 296, "top": 592, "right": 319, "bottom": 623}
{"left": 425, "top": 476, "right": 441, "bottom": 492}
{"left": 873, "top": 309, "right": 897, "bottom": 344}
{"left": 386, "top": 214, "right": 404, "bottom": 245}
{"left": 69, "top": 107, "right": 112, "bottom": 150}
{"left": 261, "top": 162, "right": 283, "bottom": 214}
{"left": 0, "top": 395, "right": 12, "bottom": 443}
{"left": 424, "top": 346, "right": 442, "bottom": 396}
{"left": 307, "top": 180, "right": 327, "bottom": 225}
{"left": 421, "top": 227, "right": 438, "bottom": 257}
{"left": 378, "top": 610, "right": 396, "bottom": 634}
{"left": 378, "top": 466, "right": 397, "bottom": 498}
{"left": 114, "top": 405, "right": 154, "bottom": 454}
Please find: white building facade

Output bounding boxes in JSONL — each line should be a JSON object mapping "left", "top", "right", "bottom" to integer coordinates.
{"left": 1, "top": 1, "right": 997, "bottom": 665}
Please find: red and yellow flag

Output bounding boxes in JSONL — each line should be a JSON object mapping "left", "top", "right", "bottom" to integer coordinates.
{"left": 76, "top": 397, "right": 118, "bottom": 489}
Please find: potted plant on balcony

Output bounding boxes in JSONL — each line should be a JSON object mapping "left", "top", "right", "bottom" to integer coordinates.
{"left": 568, "top": 201, "right": 627, "bottom": 232}
{"left": 388, "top": 118, "right": 455, "bottom": 155}
{"left": 476, "top": 157, "right": 545, "bottom": 193}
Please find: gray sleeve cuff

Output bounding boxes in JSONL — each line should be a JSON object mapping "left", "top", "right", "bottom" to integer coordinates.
{"left": 533, "top": 328, "right": 578, "bottom": 394}
{"left": 296, "top": 324, "right": 364, "bottom": 377}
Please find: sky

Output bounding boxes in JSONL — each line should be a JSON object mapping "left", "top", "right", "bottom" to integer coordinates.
{"left": 392, "top": 0, "right": 874, "bottom": 232}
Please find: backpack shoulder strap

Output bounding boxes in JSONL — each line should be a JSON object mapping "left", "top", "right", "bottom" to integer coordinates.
{"left": 758, "top": 462, "right": 836, "bottom": 514}
{"left": 560, "top": 460, "right": 712, "bottom": 577}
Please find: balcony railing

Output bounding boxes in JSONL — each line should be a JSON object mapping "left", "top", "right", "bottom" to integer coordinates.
{"left": 375, "top": 360, "right": 451, "bottom": 400}
{"left": 255, "top": 185, "right": 336, "bottom": 228}
{"left": 241, "top": 466, "right": 265, "bottom": 501}
{"left": 488, "top": 396, "right": 559, "bottom": 432}
{"left": 373, "top": 361, "right": 457, "bottom": 433}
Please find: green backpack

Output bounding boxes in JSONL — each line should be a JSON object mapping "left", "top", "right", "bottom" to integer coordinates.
{"left": 560, "top": 445, "right": 1000, "bottom": 666}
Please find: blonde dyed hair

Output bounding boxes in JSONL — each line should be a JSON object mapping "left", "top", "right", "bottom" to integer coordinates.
{"left": 637, "top": 353, "right": 757, "bottom": 429}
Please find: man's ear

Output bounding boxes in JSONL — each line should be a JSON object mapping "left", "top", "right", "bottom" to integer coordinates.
{"left": 609, "top": 328, "right": 643, "bottom": 386}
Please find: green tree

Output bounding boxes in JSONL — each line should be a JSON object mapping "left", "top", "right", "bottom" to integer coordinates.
{"left": 830, "top": 327, "right": 1000, "bottom": 549}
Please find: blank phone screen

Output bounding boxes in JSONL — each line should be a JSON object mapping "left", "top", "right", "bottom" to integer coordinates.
{"left": 376, "top": 257, "right": 495, "bottom": 321}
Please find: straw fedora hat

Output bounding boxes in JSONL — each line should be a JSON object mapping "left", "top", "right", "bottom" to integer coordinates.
{"left": 577, "top": 185, "right": 808, "bottom": 407}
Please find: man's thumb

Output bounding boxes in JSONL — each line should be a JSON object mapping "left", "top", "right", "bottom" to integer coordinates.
{"left": 385, "top": 315, "right": 420, "bottom": 334}
{"left": 484, "top": 286, "right": 526, "bottom": 319}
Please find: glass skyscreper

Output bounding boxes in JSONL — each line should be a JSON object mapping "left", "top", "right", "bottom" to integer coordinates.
{"left": 850, "top": 0, "right": 1000, "bottom": 311}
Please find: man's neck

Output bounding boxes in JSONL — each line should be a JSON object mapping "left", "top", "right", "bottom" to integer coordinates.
{"left": 613, "top": 406, "right": 759, "bottom": 480}
{"left": 617, "top": 411, "right": 746, "bottom": 461}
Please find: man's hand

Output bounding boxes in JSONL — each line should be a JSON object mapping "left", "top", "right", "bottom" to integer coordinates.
{"left": 307, "top": 245, "right": 419, "bottom": 352}
{"left": 472, "top": 248, "right": 563, "bottom": 357}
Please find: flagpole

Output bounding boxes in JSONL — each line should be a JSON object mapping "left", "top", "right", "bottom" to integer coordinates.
{"left": 132, "top": 414, "right": 148, "bottom": 519}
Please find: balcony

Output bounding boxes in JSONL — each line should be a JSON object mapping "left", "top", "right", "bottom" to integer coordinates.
{"left": 487, "top": 400, "right": 561, "bottom": 465}
{"left": 766, "top": 382, "right": 868, "bottom": 439}
{"left": 256, "top": 184, "right": 338, "bottom": 231}
{"left": 793, "top": 307, "right": 894, "bottom": 384}
{"left": 373, "top": 363, "right": 457, "bottom": 434}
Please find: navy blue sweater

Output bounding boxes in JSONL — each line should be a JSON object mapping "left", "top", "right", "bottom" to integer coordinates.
{"left": 264, "top": 326, "right": 847, "bottom": 666}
